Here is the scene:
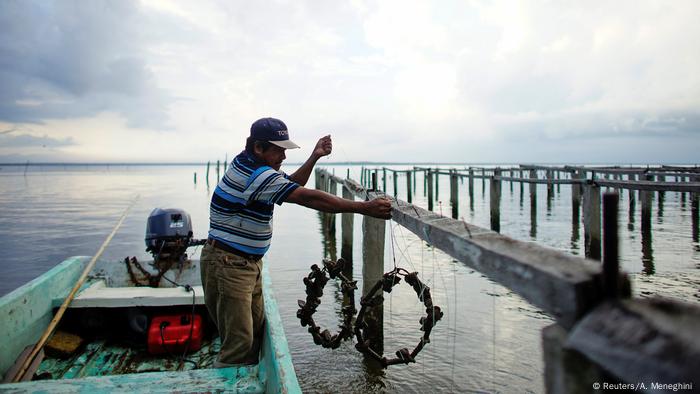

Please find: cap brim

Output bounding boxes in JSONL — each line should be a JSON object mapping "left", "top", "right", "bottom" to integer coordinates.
{"left": 269, "top": 140, "right": 300, "bottom": 149}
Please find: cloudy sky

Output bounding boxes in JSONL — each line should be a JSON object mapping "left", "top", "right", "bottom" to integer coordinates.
{"left": 1, "top": 0, "right": 698, "bottom": 164}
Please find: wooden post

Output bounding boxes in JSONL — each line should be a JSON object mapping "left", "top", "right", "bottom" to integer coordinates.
{"left": 556, "top": 171, "right": 561, "bottom": 193}
{"left": 468, "top": 168, "right": 474, "bottom": 212}
{"left": 371, "top": 172, "right": 377, "bottom": 192}
{"left": 216, "top": 160, "right": 220, "bottom": 181}
{"left": 341, "top": 185, "right": 354, "bottom": 264}
{"left": 657, "top": 175, "right": 665, "bottom": 219}
{"left": 602, "top": 192, "right": 620, "bottom": 298}
{"left": 393, "top": 170, "right": 398, "bottom": 197}
{"left": 406, "top": 170, "right": 413, "bottom": 203}
{"left": 530, "top": 169, "right": 538, "bottom": 238}
{"left": 450, "top": 171, "right": 459, "bottom": 219}
{"left": 692, "top": 191, "right": 699, "bottom": 243}
{"left": 542, "top": 324, "right": 606, "bottom": 394}
{"left": 490, "top": 169, "right": 501, "bottom": 232}
{"left": 382, "top": 168, "right": 387, "bottom": 192}
{"left": 546, "top": 170, "right": 553, "bottom": 215}
{"left": 360, "top": 166, "right": 365, "bottom": 187}
{"left": 435, "top": 168, "right": 440, "bottom": 200}
{"left": 224, "top": 154, "right": 228, "bottom": 172}
{"left": 641, "top": 176, "right": 654, "bottom": 274}
{"left": 427, "top": 170, "right": 434, "bottom": 211}
{"left": 520, "top": 170, "right": 525, "bottom": 207}
{"left": 680, "top": 176, "right": 687, "bottom": 208}
{"left": 583, "top": 183, "right": 601, "bottom": 260}
{"left": 193, "top": 172, "right": 197, "bottom": 184}
{"left": 327, "top": 180, "right": 338, "bottom": 235}
{"left": 362, "top": 207, "right": 385, "bottom": 354}
{"left": 205, "top": 161, "right": 210, "bottom": 184}
{"left": 509, "top": 169, "right": 514, "bottom": 193}
{"left": 481, "top": 168, "right": 486, "bottom": 197}
{"left": 628, "top": 173, "right": 637, "bottom": 226}
{"left": 571, "top": 170, "right": 581, "bottom": 241}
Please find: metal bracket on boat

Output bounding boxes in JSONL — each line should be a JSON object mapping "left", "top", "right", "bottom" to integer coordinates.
{"left": 296, "top": 258, "right": 357, "bottom": 349}
{"left": 353, "top": 268, "right": 443, "bottom": 368}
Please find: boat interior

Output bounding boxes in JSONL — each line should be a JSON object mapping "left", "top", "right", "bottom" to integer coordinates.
{"left": 31, "top": 257, "right": 222, "bottom": 380}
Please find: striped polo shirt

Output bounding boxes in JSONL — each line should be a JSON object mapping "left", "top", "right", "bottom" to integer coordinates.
{"left": 208, "top": 150, "right": 300, "bottom": 256}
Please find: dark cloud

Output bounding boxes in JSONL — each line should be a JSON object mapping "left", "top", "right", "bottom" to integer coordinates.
{"left": 0, "top": 0, "right": 173, "bottom": 128}
{"left": 0, "top": 133, "right": 74, "bottom": 148}
{"left": 499, "top": 110, "right": 700, "bottom": 142}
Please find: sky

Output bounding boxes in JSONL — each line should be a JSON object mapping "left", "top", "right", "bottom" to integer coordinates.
{"left": 0, "top": 0, "right": 699, "bottom": 164}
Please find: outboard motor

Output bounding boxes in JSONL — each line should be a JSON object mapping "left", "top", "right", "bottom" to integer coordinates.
{"left": 145, "top": 208, "right": 203, "bottom": 264}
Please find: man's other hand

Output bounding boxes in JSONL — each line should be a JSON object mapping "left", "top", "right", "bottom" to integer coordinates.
{"left": 365, "top": 197, "right": 392, "bottom": 220}
{"left": 313, "top": 135, "right": 332, "bottom": 158}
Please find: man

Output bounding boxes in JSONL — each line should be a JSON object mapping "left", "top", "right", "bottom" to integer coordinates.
{"left": 200, "top": 117, "right": 392, "bottom": 367}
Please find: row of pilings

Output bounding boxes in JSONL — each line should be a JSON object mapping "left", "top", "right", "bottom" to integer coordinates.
{"left": 316, "top": 166, "right": 699, "bottom": 392}
{"left": 357, "top": 165, "right": 700, "bottom": 262}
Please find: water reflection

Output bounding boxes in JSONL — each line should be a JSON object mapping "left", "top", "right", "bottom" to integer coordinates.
{"left": 571, "top": 199, "right": 580, "bottom": 253}
{"left": 640, "top": 190, "right": 654, "bottom": 274}
{"left": 628, "top": 190, "right": 636, "bottom": 231}
{"left": 692, "top": 195, "right": 699, "bottom": 243}
{"left": 318, "top": 212, "right": 337, "bottom": 261}
{"left": 642, "top": 224, "right": 655, "bottom": 275}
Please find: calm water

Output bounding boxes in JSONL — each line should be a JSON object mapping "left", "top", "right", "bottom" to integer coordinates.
{"left": 1, "top": 164, "right": 698, "bottom": 393}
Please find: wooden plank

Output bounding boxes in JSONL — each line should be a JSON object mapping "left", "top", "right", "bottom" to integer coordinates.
{"left": 594, "top": 179, "right": 700, "bottom": 193}
{"left": 0, "top": 256, "right": 89, "bottom": 379}
{"left": 389, "top": 198, "right": 615, "bottom": 329}
{"left": 567, "top": 299, "right": 700, "bottom": 386}
{"left": 67, "top": 281, "right": 205, "bottom": 308}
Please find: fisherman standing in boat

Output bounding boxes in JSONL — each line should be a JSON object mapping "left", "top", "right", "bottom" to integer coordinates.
{"left": 201, "top": 117, "right": 392, "bottom": 367}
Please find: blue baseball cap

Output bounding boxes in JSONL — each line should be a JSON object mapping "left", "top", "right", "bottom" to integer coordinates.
{"left": 250, "top": 117, "right": 300, "bottom": 149}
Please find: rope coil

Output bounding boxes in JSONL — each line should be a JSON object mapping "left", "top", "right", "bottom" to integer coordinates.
{"left": 296, "top": 258, "right": 357, "bottom": 349}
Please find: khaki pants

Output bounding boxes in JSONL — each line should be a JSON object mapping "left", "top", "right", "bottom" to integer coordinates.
{"left": 200, "top": 243, "right": 264, "bottom": 365}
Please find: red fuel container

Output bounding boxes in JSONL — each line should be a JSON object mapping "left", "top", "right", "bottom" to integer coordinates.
{"left": 147, "top": 314, "right": 203, "bottom": 355}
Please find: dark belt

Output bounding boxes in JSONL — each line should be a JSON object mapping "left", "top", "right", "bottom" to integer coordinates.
{"left": 206, "top": 238, "right": 263, "bottom": 260}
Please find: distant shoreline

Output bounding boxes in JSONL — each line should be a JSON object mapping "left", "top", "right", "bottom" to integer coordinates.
{"left": 1, "top": 161, "right": 698, "bottom": 166}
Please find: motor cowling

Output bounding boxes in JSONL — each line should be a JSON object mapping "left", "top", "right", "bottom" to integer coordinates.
{"left": 145, "top": 208, "right": 194, "bottom": 262}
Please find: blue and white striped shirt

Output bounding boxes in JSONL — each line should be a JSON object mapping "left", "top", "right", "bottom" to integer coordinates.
{"left": 208, "top": 151, "right": 300, "bottom": 256}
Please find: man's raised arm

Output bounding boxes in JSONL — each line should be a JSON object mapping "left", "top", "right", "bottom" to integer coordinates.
{"left": 288, "top": 135, "right": 332, "bottom": 186}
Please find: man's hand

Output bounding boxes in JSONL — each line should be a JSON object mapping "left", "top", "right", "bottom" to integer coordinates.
{"left": 364, "top": 197, "right": 392, "bottom": 220}
{"left": 313, "top": 135, "right": 332, "bottom": 159}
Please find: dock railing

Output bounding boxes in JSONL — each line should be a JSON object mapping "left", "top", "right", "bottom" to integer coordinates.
{"left": 315, "top": 166, "right": 699, "bottom": 393}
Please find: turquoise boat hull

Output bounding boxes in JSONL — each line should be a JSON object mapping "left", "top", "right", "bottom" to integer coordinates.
{"left": 0, "top": 256, "right": 301, "bottom": 393}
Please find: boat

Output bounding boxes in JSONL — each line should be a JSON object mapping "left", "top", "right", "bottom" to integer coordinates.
{"left": 0, "top": 208, "right": 301, "bottom": 393}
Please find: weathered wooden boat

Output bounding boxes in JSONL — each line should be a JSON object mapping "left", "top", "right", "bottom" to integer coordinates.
{"left": 1, "top": 256, "right": 300, "bottom": 393}
{"left": 1, "top": 208, "right": 301, "bottom": 393}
